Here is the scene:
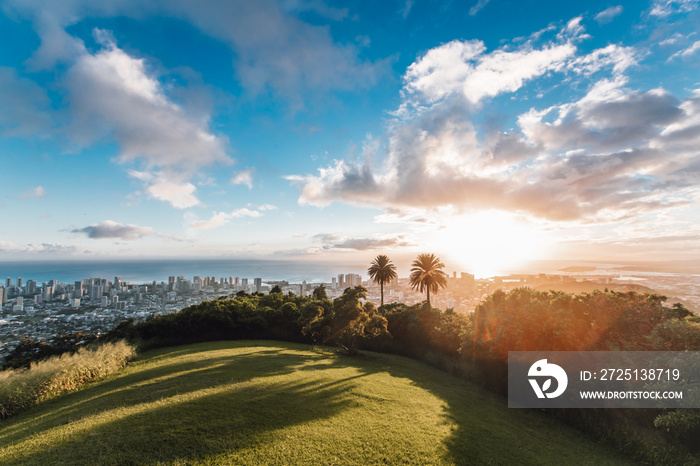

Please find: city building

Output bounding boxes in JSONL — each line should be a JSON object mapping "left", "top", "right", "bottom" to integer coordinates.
{"left": 346, "top": 273, "right": 362, "bottom": 287}
{"left": 27, "top": 280, "right": 37, "bottom": 295}
{"left": 43, "top": 284, "right": 53, "bottom": 302}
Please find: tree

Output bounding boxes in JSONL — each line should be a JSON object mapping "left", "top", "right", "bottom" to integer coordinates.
{"left": 312, "top": 284, "right": 328, "bottom": 301}
{"left": 270, "top": 284, "right": 283, "bottom": 294}
{"left": 301, "top": 286, "right": 389, "bottom": 355}
{"left": 409, "top": 253, "right": 448, "bottom": 308}
{"left": 368, "top": 254, "right": 397, "bottom": 307}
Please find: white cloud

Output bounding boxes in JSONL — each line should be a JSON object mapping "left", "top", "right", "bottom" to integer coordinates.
{"left": 72, "top": 220, "right": 154, "bottom": 240}
{"left": 128, "top": 170, "right": 200, "bottom": 209}
{"left": 668, "top": 41, "right": 700, "bottom": 61}
{"left": 594, "top": 6, "right": 623, "bottom": 24}
{"left": 190, "top": 208, "right": 262, "bottom": 230}
{"left": 568, "top": 44, "right": 637, "bottom": 76}
{"left": 462, "top": 44, "right": 575, "bottom": 103}
{"left": 67, "top": 30, "right": 230, "bottom": 169}
{"left": 312, "top": 233, "right": 415, "bottom": 250}
{"left": 403, "top": 39, "right": 485, "bottom": 103}
{"left": 403, "top": 35, "right": 577, "bottom": 105}
{"left": 258, "top": 204, "right": 278, "bottom": 211}
{"left": 61, "top": 30, "right": 232, "bottom": 208}
{"left": 399, "top": 0, "right": 413, "bottom": 18}
{"left": 469, "top": 0, "right": 491, "bottom": 16}
{"left": 659, "top": 33, "right": 685, "bottom": 46}
{"left": 231, "top": 168, "right": 255, "bottom": 189}
{"left": 19, "top": 185, "right": 46, "bottom": 199}
{"left": 23, "top": 11, "right": 87, "bottom": 70}
{"left": 0, "top": 241, "right": 78, "bottom": 255}
{"left": 147, "top": 178, "right": 200, "bottom": 209}
{"left": 650, "top": 0, "right": 699, "bottom": 17}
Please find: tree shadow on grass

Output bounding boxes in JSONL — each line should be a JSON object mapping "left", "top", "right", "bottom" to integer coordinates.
{"left": 0, "top": 341, "right": 367, "bottom": 465}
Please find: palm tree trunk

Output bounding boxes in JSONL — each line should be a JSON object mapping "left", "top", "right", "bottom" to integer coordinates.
{"left": 380, "top": 282, "right": 384, "bottom": 307}
{"left": 426, "top": 288, "right": 430, "bottom": 308}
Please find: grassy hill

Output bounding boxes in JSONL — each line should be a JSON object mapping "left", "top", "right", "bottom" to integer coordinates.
{"left": 0, "top": 341, "right": 630, "bottom": 465}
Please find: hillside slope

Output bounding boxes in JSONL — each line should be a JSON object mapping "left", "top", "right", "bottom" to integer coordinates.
{"left": 0, "top": 341, "right": 629, "bottom": 465}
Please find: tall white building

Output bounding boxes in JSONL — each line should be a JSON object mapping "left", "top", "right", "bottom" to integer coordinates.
{"left": 346, "top": 273, "right": 362, "bottom": 287}
{"left": 27, "top": 280, "right": 37, "bottom": 294}
{"left": 89, "top": 284, "right": 103, "bottom": 300}
{"left": 42, "top": 284, "right": 53, "bottom": 302}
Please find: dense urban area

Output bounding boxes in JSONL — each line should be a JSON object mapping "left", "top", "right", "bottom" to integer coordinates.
{"left": 1, "top": 268, "right": 698, "bottom": 362}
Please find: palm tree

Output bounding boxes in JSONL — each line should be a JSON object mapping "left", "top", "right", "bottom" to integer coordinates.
{"left": 409, "top": 253, "right": 448, "bottom": 308}
{"left": 367, "top": 255, "right": 397, "bottom": 307}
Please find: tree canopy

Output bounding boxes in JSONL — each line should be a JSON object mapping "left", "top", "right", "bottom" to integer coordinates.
{"left": 301, "top": 286, "right": 389, "bottom": 355}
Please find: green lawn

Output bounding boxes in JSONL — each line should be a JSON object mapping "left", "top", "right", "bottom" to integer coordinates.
{"left": 0, "top": 341, "right": 630, "bottom": 465}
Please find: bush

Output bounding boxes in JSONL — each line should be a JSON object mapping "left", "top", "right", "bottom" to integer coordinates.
{"left": 0, "top": 340, "right": 135, "bottom": 420}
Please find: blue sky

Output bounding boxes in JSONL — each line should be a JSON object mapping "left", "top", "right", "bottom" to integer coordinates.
{"left": 1, "top": 0, "right": 699, "bottom": 277}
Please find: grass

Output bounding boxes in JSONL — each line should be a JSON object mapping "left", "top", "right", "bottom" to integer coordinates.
{"left": 0, "top": 340, "right": 631, "bottom": 465}
{"left": 0, "top": 341, "right": 135, "bottom": 419}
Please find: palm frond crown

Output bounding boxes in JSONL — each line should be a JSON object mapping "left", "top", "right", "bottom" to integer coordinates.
{"left": 409, "top": 253, "right": 448, "bottom": 306}
{"left": 368, "top": 254, "right": 397, "bottom": 307}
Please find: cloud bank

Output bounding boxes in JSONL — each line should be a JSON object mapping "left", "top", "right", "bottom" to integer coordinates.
{"left": 289, "top": 18, "right": 700, "bottom": 224}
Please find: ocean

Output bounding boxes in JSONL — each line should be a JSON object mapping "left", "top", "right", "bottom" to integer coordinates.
{"left": 0, "top": 259, "right": 369, "bottom": 286}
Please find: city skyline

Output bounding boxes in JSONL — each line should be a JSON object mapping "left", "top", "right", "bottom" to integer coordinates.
{"left": 1, "top": 0, "right": 700, "bottom": 279}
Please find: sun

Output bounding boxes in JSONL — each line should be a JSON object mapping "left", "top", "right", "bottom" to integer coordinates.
{"left": 428, "top": 210, "right": 547, "bottom": 278}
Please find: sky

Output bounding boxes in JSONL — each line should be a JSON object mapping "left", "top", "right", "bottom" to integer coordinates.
{"left": 0, "top": 0, "right": 699, "bottom": 278}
